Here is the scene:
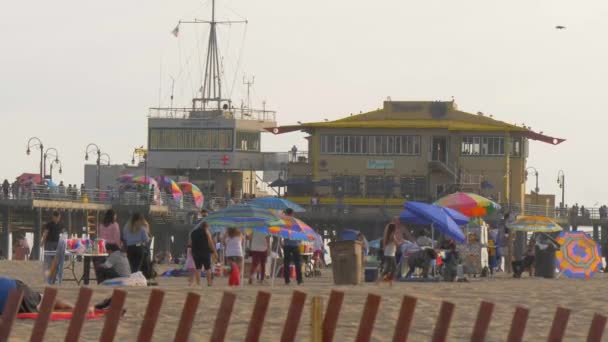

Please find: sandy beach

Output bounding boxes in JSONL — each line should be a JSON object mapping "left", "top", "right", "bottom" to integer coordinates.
{"left": 1, "top": 260, "right": 606, "bottom": 341}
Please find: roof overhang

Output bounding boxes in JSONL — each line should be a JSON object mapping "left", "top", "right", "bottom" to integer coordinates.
{"left": 521, "top": 131, "right": 566, "bottom": 145}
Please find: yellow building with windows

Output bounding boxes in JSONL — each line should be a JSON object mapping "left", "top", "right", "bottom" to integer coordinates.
{"left": 270, "top": 100, "right": 564, "bottom": 208}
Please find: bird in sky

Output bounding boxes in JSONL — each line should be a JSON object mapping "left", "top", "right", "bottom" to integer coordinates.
{"left": 555, "top": 25, "right": 566, "bottom": 30}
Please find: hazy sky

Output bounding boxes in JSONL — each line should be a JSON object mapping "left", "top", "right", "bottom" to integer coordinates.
{"left": 1, "top": 0, "right": 605, "bottom": 205}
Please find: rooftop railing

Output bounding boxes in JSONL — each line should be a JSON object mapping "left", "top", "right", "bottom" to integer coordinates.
{"left": 148, "top": 107, "right": 276, "bottom": 123}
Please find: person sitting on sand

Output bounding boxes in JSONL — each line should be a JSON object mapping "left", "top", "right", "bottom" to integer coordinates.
{"left": 0, "top": 276, "right": 93, "bottom": 315}
{"left": 96, "top": 243, "right": 131, "bottom": 284}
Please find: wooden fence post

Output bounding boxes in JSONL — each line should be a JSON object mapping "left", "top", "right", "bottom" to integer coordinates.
{"left": 586, "top": 313, "right": 607, "bottom": 342}
{"left": 0, "top": 288, "right": 24, "bottom": 342}
{"left": 311, "top": 297, "right": 324, "bottom": 342}
{"left": 280, "top": 291, "right": 307, "bottom": 342}
{"left": 355, "top": 294, "right": 382, "bottom": 342}
{"left": 392, "top": 296, "right": 417, "bottom": 342}
{"left": 471, "top": 301, "right": 495, "bottom": 342}
{"left": 137, "top": 289, "right": 165, "bottom": 342}
{"left": 547, "top": 307, "right": 571, "bottom": 342}
{"left": 99, "top": 289, "right": 127, "bottom": 342}
{"left": 210, "top": 292, "right": 236, "bottom": 342}
{"left": 64, "top": 287, "right": 93, "bottom": 342}
{"left": 431, "top": 301, "right": 455, "bottom": 342}
{"left": 245, "top": 291, "right": 271, "bottom": 342}
{"left": 174, "top": 292, "right": 201, "bottom": 342}
{"left": 506, "top": 307, "right": 529, "bottom": 342}
{"left": 30, "top": 287, "right": 58, "bottom": 342}
{"left": 322, "top": 290, "right": 344, "bottom": 342}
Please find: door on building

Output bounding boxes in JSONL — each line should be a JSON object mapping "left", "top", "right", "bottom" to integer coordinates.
{"left": 431, "top": 136, "right": 448, "bottom": 163}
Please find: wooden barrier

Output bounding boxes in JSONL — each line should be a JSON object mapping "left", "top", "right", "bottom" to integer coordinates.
{"left": 210, "top": 292, "right": 236, "bottom": 342}
{"left": 30, "top": 287, "right": 57, "bottom": 342}
{"left": 64, "top": 287, "right": 93, "bottom": 342}
{"left": 587, "top": 314, "right": 607, "bottom": 342}
{"left": 322, "top": 290, "right": 344, "bottom": 342}
{"left": 547, "top": 307, "right": 571, "bottom": 342}
{"left": 174, "top": 292, "right": 201, "bottom": 342}
{"left": 1, "top": 287, "right": 607, "bottom": 341}
{"left": 0, "top": 288, "right": 24, "bottom": 342}
{"left": 471, "top": 301, "right": 495, "bottom": 342}
{"left": 137, "top": 289, "right": 165, "bottom": 342}
{"left": 432, "top": 301, "right": 455, "bottom": 342}
{"left": 280, "top": 290, "right": 307, "bottom": 342}
{"left": 99, "top": 289, "right": 127, "bottom": 342}
{"left": 245, "top": 291, "right": 271, "bottom": 342}
{"left": 392, "top": 296, "right": 417, "bottom": 342}
{"left": 355, "top": 294, "right": 382, "bottom": 342}
{"left": 506, "top": 306, "right": 530, "bottom": 342}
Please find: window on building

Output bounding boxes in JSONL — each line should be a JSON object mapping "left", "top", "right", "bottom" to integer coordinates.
{"left": 481, "top": 137, "right": 504, "bottom": 156}
{"left": 400, "top": 176, "right": 427, "bottom": 201}
{"left": 332, "top": 175, "right": 361, "bottom": 196}
{"left": 236, "top": 131, "right": 260, "bottom": 151}
{"left": 365, "top": 176, "right": 394, "bottom": 197}
{"left": 511, "top": 137, "right": 522, "bottom": 157}
{"left": 319, "top": 135, "right": 420, "bottom": 156}
{"left": 149, "top": 128, "right": 233, "bottom": 151}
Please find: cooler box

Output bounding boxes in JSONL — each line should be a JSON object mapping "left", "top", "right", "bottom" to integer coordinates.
{"left": 329, "top": 240, "right": 362, "bottom": 285}
{"left": 364, "top": 267, "right": 378, "bottom": 282}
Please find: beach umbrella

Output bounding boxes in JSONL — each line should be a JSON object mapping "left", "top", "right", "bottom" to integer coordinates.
{"left": 117, "top": 174, "right": 134, "bottom": 183}
{"left": 555, "top": 231, "right": 602, "bottom": 279}
{"left": 178, "top": 182, "right": 204, "bottom": 208}
{"left": 155, "top": 176, "right": 183, "bottom": 202}
{"left": 249, "top": 197, "right": 306, "bottom": 213}
{"left": 401, "top": 201, "right": 465, "bottom": 243}
{"left": 400, "top": 205, "right": 470, "bottom": 226}
{"left": 507, "top": 216, "right": 563, "bottom": 233}
{"left": 277, "top": 215, "right": 317, "bottom": 241}
{"left": 369, "top": 238, "right": 381, "bottom": 249}
{"left": 203, "top": 204, "right": 286, "bottom": 233}
{"left": 434, "top": 192, "right": 500, "bottom": 217}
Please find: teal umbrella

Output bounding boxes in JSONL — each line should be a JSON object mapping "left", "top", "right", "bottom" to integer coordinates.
{"left": 203, "top": 204, "right": 286, "bottom": 233}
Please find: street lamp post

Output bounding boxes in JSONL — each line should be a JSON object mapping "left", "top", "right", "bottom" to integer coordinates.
{"left": 26, "top": 137, "right": 44, "bottom": 183}
{"left": 100, "top": 153, "right": 111, "bottom": 166}
{"left": 526, "top": 166, "right": 540, "bottom": 205}
{"left": 49, "top": 160, "right": 63, "bottom": 181}
{"left": 43, "top": 148, "right": 60, "bottom": 181}
{"left": 85, "top": 143, "right": 102, "bottom": 190}
{"left": 557, "top": 170, "right": 565, "bottom": 209}
{"left": 197, "top": 155, "right": 220, "bottom": 198}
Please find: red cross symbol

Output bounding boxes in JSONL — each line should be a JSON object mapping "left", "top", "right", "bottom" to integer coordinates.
{"left": 220, "top": 155, "right": 230, "bottom": 165}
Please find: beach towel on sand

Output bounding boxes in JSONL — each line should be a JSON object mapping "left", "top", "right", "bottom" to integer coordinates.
{"left": 17, "top": 309, "right": 106, "bottom": 320}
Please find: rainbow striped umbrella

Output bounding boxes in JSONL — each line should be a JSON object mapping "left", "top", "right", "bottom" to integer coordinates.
{"left": 277, "top": 215, "right": 317, "bottom": 241}
{"left": 156, "top": 176, "right": 183, "bottom": 202}
{"left": 249, "top": 197, "right": 306, "bottom": 212}
{"left": 507, "top": 216, "right": 563, "bottom": 233}
{"left": 178, "top": 182, "right": 204, "bottom": 208}
{"left": 555, "top": 231, "right": 603, "bottom": 279}
{"left": 434, "top": 192, "right": 500, "bottom": 217}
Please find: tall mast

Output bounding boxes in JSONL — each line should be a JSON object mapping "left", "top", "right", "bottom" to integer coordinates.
{"left": 179, "top": 0, "right": 247, "bottom": 111}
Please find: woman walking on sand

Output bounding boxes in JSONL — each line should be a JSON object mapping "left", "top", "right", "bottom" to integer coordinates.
{"left": 123, "top": 213, "right": 150, "bottom": 274}
{"left": 189, "top": 222, "right": 218, "bottom": 286}
{"left": 377, "top": 223, "right": 403, "bottom": 286}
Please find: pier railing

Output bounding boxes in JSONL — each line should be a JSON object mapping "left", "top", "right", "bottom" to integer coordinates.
{"left": 6, "top": 186, "right": 201, "bottom": 211}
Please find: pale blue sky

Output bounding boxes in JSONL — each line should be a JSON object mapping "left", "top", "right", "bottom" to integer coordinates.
{"left": 0, "top": 0, "right": 604, "bottom": 205}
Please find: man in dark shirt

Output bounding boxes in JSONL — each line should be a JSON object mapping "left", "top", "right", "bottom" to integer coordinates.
{"left": 282, "top": 208, "right": 303, "bottom": 285}
{"left": 41, "top": 211, "right": 63, "bottom": 252}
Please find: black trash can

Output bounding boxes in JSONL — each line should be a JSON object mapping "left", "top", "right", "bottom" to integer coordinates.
{"left": 534, "top": 244, "right": 557, "bottom": 278}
